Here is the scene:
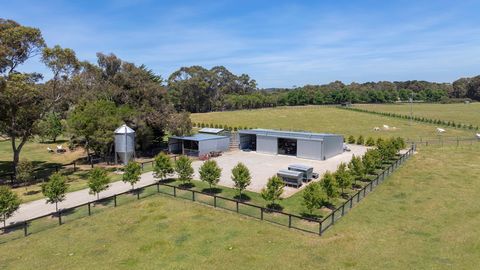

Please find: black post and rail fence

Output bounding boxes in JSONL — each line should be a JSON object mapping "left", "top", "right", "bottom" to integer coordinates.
{"left": 0, "top": 146, "right": 415, "bottom": 243}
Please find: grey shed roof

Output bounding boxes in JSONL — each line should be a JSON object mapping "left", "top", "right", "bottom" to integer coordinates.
{"left": 170, "top": 133, "right": 228, "bottom": 142}
{"left": 288, "top": 164, "right": 314, "bottom": 171}
{"left": 115, "top": 124, "right": 135, "bottom": 134}
{"left": 199, "top": 128, "right": 224, "bottom": 134}
{"left": 238, "top": 129, "right": 340, "bottom": 140}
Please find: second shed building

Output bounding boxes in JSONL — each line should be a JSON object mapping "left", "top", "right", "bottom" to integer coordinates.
{"left": 238, "top": 129, "right": 343, "bottom": 160}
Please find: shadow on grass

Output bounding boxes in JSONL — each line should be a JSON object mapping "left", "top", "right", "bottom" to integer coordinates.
{"left": 178, "top": 182, "right": 195, "bottom": 189}
{"left": 265, "top": 203, "right": 283, "bottom": 212}
{"left": 201, "top": 187, "right": 222, "bottom": 195}
{"left": 233, "top": 193, "right": 251, "bottom": 202}
{"left": 159, "top": 178, "right": 175, "bottom": 184}
{"left": 300, "top": 212, "right": 322, "bottom": 220}
{"left": 23, "top": 190, "right": 41, "bottom": 196}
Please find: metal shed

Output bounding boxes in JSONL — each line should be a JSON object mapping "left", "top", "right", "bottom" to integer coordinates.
{"left": 168, "top": 134, "right": 230, "bottom": 156}
{"left": 238, "top": 129, "right": 343, "bottom": 160}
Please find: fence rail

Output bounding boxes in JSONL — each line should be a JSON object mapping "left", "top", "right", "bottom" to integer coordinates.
{"left": 0, "top": 146, "right": 415, "bottom": 243}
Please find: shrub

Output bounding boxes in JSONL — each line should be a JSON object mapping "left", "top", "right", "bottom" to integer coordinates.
{"left": 302, "top": 182, "right": 327, "bottom": 214}
{"left": 356, "top": 135, "right": 364, "bottom": 145}
{"left": 175, "top": 155, "right": 194, "bottom": 185}
{"left": 348, "top": 135, "right": 356, "bottom": 144}
{"left": 365, "top": 137, "right": 375, "bottom": 146}
{"left": 261, "top": 175, "right": 284, "bottom": 207}
{"left": 231, "top": 162, "right": 251, "bottom": 197}
{"left": 153, "top": 152, "right": 174, "bottom": 181}
{"left": 320, "top": 171, "right": 338, "bottom": 201}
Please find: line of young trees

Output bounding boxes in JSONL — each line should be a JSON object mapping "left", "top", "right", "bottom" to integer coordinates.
{"left": 341, "top": 107, "right": 479, "bottom": 131}
{"left": 302, "top": 137, "right": 405, "bottom": 216}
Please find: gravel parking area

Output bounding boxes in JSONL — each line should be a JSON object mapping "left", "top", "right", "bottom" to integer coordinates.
{"left": 192, "top": 144, "right": 369, "bottom": 197}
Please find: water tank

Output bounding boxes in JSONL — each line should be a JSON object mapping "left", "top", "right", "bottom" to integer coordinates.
{"left": 115, "top": 124, "right": 135, "bottom": 164}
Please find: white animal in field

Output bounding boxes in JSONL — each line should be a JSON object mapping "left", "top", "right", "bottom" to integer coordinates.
{"left": 383, "top": 124, "right": 390, "bottom": 130}
{"left": 373, "top": 127, "right": 380, "bottom": 131}
{"left": 475, "top": 133, "right": 480, "bottom": 139}
{"left": 436, "top": 128, "right": 446, "bottom": 133}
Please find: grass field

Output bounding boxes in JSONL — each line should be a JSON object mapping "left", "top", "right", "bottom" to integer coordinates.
{"left": 1, "top": 144, "right": 479, "bottom": 269}
{"left": 191, "top": 106, "right": 473, "bottom": 141}
{"left": 354, "top": 103, "right": 480, "bottom": 127}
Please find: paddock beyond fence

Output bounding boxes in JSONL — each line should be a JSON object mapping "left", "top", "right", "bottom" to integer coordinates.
{"left": 0, "top": 146, "right": 415, "bottom": 243}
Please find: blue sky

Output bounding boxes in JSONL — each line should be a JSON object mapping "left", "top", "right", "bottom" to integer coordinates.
{"left": 2, "top": 0, "right": 480, "bottom": 88}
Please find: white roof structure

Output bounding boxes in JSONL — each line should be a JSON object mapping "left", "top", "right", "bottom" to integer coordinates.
{"left": 115, "top": 124, "right": 135, "bottom": 134}
{"left": 199, "top": 128, "right": 224, "bottom": 134}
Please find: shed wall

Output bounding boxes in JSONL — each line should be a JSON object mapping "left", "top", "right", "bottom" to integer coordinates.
{"left": 199, "top": 137, "right": 230, "bottom": 155}
{"left": 297, "top": 140, "right": 323, "bottom": 160}
{"left": 256, "top": 135, "right": 277, "bottom": 154}
{"left": 323, "top": 135, "right": 344, "bottom": 159}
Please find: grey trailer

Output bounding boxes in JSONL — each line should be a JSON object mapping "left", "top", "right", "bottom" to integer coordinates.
{"left": 287, "top": 164, "right": 314, "bottom": 181}
{"left": 277, "top": 169, "right": 303, "bottom": 188}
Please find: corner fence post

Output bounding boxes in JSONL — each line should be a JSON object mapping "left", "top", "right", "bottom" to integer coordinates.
{"left": 331, "top": 211, "right": 335, "bottom": 225}
{"left": 341, "top": 203, "right": 345, "bottom": 216}
{"left": 173, "top": 186, "right": 176, "bottom": 197}
{"left": 319, "top": 221, "right": 322, "bottom": 236}
{"left": 114, "top": 195, "right": 117, "bottom": 207}
{"left": 88, "top": 203, "right": 91, "bottom": 215}
{"left": 350, "top": 197, "right": 353, "bottom": 208}
{"left": 24, "top": 221, "right": 28, "bottom": 237}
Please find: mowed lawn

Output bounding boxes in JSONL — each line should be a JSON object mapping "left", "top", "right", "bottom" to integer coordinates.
{"left": 191, "top": 106, "right": 472, "bottom": 141}
{"left": 1, "top": 144, "right": 480, "bottom": 269}
{"left": 355, "top": 103, "right": 480, "bottom": 127}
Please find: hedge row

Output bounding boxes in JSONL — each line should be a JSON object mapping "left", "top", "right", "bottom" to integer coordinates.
{"left": 192, "top": 122, "right": 256, "bottom": 131}
{"left": 345, "top": 135, "right": 405, "bottom": 148}
{"left": 340, "top": 106, "right": 479, "bottom": 131}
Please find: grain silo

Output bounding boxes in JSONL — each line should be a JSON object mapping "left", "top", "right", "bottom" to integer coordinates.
{"left": 115, "top": 124, "right": 135, "bottom": 165}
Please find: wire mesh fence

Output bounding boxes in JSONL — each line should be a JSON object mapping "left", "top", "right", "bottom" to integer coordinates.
{"left": 0, "top": 146, "right": 415, "bottom": 243}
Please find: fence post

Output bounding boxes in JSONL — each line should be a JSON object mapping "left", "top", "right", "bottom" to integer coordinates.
{"left": 192, "top": 191, "right": 195, "bottom": 201}
{"left": 288, "top": 215, "right": 292, "bottom": 228}
{"left": 173, "top": 186, "right": 176, "bottom": 197}
{"left": 141, "top": 163, "right": 144, "bottom": 171}
{"left": 261, "top": 208, "right": 264, "bottom": 220}
{"left": 137, "top": 189, "right": 140, "bottom": 200}
{"left": 236, "top": 201, "right": 239, "bottom": 212}
{"left": 88, "top": 203, "right": 91, "bottom": 215}
{"left": 350, "top": 197, "right": 353, "bottom": 208}
{"left": 341, "top": 203, "right": 345, "bottom": 216}
{"left": 24, "top": 221, "right": 28, "bottom": 237}
{"left": 331, "top": 211, "right": 335, "bottom": 225}
{"left": 157, "top": 183, "right": 160, "bottom": 193}
{"left": 319, "top": 221, "right": 322, "bottom": 236}
{"left": 370, "top": 182, "right": 373, "bottom": 191}
{"left": 214, "top": 196, "right": 217, "bottom": 207}
{"left": 73, "top": 162, "right": 76, "bottom": 172}
{"left": 114, "top": 195, "right": 117, "bottom": 207}
{"left": 58, "top": 211, "right": 62, "bottom": 225}
{"left": 357, "top": 192, "right": 360, "bottom": 202}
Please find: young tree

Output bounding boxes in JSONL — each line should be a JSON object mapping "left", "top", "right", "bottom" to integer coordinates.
{"left": 348, "top": 155, "right": 366, "bottom": 184}
{"left": 87, "top": 167, "right": 110, "bottom": 199}
{"left": 174, "top": 155, "right": 194, "bottom": 185}
{"left": 199, "top": 160, "right": 222, "bottom": 189}
{"left": 261, "top": 175, "right": 284, "bottom": 207}
{"left": 302, "top": 182, "right": 327, "bottom": 215}
{"left": 334, "top": 163, "right": 353, "bottom": 194}
{"left": 363, "top": 149, "right": 381, "bottom": 175}
{"left": 320, "top": 171, "right": 338, "bottom": 202}
{"left": 16, "top": 159, "right": 34, "bottom": 189}
{"left": 0, "top": 186, "right": 21, "bottom": 227}
{"left": 356, "top": 135, "right": 364, "bottom": 145}
{"left": 122, "top": 161, "right": 142, "bottom": 190}
{"left": 42, "top": 173, "right": 68, "bottom": 212}
{"left": 153, "top": 152, "right": 174, "bottom": 181}
{"left": 231, "top": 162, "right": 251, "bottom": 197}
{"left": 347, "top": 135, "right": 356, "bottom": 144}
{"left": 365, "top": 137, "right": 376, "bottom": 146}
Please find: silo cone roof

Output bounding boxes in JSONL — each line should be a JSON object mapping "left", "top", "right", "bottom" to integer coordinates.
{"left": 115, "top": 124, "right": 135, "bottom": 134}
